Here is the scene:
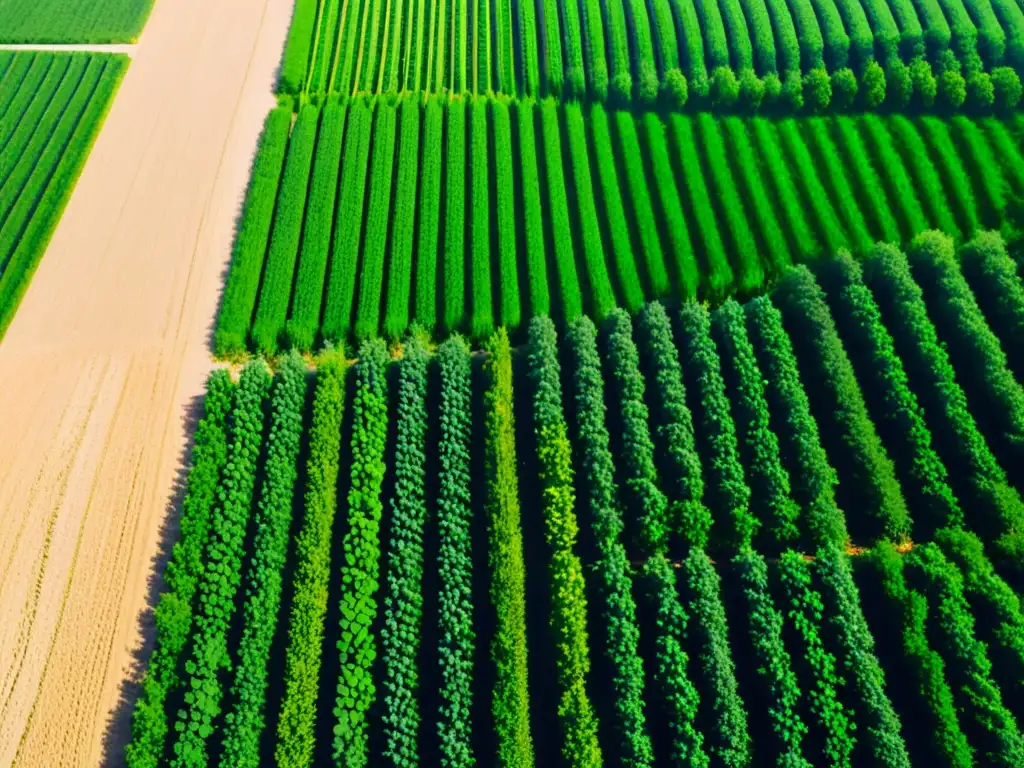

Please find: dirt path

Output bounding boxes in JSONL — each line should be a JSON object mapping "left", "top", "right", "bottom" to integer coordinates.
{"left": 0, "top": 0, "right": 293, "bottom": 763}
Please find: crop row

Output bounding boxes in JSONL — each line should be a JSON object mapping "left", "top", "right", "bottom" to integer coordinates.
{"left": 217, "top": 95, "right": 1024, "bottom": 356}
{"left": 0, "top": 0, "right": 154, "bottom": 43}
{"left": 0, "top": 51, "right": 129, "bottom": 341}
{"left": 135, "top": 235, "right": 1024, "bottom": 760}
{"left": 277, "top": 0, "right": 1024, "bottom": 110}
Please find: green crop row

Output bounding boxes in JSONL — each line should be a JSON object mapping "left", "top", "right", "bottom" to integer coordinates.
{"left": 218, "top": 96, "right": 1024, "bottom": 354}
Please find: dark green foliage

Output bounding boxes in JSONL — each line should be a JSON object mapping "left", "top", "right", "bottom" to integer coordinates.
{"left": 739, "top": 0, "right": 777, "bottom": 73}
{"left": 126, "top": 372, "right": 234, "bottom": 768}
{"left": 831, "top": 0, "right": 873, "bottom": 64}
{"left": 601, "top": 308, "right": 668, "bottom": 554}
{"left": 278, "top": 0, "right": 318, "bottom": 93}
{"left": 714, "top": 300, "right": 800, "bottom": 549}
{"left": 381, "top": 337, "right": 431, "bottom": 765}
{"left": 733, "top": 550, "right": 811, "bottom": 767}
{"left": 992, "top": 66, "right": 1022, "bottom": 109}
{"left": 680, "top": 548, "right": 751, "bottom": 768}
{"left": 864, "top": 243, "right": 1024, "bottom": 566}
{"left": 661, "top": 68, "right": 688, "bottom": 109}
{"left": 693, "top": 0, "right": 730, "bottom": 70}
{"left": 934, "top": 527, "right": 1024, "bottom": 718}
{"left": 904, "top": 545, "right": 1024, "bottom": 767}
{"left": 275, "top": 354, "right": 347, "bottom": 768}
{"left": 604, "top": 0, "right": 633, "bottom": 100}
{"left": 959, "top": 230, "right": 1024, "bottom": 377}
{"left": 745, "top": 297, "right": 848, "bottom": 550}
{"left": 718, "top": 0, "right": 754, "bottom": 72}
{"left": 831, "top": 117, "right": 901, "bottom": 244}
{"left": 222, "top": 353, "right": 308, "bottom": 768}
{"left": 636, "top": 302, "right": 711, "bottom": 548}
{"left": 525, "top": 317, "right": 602, "bottom": 766}
{"left": 861, "top": 60, "right": 887, "bottom": 108}
{"left": 776, "top": 118, "right": 846, "bottom": 256}
{"left": 907, "top": 231, "right": 1024, "bottom": 467}
{"left": 623, "top": 0, "right": 658, "bottom": 101}
{"left": 821, "top": 253, "right": 963, "bottom": 533}
{"left": 580, "top": 0, "right": 609, "bottom": 99}
{"left": 332, "top": 340, "right": 390, "bottom": 768}
{"left": 640, "top": 555, "right": 709, "bottom": 767}
{"left": 565, "top": 316, "right": 654, "bottom": 767}
{"left": 215, "top": 106, "right": 291, "bottom": 357}
{"left": 170, "top": 361, "right": 272, "bottom": 768}
{"left": 709, "top": 66, "right": 739, "bottom": 109}
{"left": 777, "top": 551, "right": 856, "bottom": 768}
{"left": 802, "top": 117, "right": 872, "bottom": 252}
{"left": 737, "top": 69, "right": 765, "bottom": 111}
{"left": 843, "top": 545, "right": 951, "bottom": 767}
{"left": 250, "top": 105, "right": 319, "bottom": 355}
{"left": 484, "top": 329, "right": 535, "bottom": 767}
{"left": 915, "top": 116, "right": 977, "bottom": 237}
{"left": 858, "top": 115, "right": 929, "bottom": 238}
{"left": 775, "top": 267, "right": 911, "bottom": 543}
{"left": 435, "top": 336, "right": 477, "bottom": 767}
{"left": 830, "top": 67, "right": 858, "bottom": 109}
{"left": 803, "top": 67, "right": 832, "bottom": 112}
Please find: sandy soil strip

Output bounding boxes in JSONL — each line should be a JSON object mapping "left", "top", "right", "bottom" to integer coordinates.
{"left": 0, "top": 44, "right": 138, "bottom": 54}
{"left": 0, "top": 0, "right": 293, "bottom": 763}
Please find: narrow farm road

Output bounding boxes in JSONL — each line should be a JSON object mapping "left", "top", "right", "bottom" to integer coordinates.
{"left": 0, "top": 0, "right": 293, "bottom": 763}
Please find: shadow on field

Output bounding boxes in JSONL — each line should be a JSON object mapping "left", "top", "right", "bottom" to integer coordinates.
{"left": 98, "top": 391, "right": 207, "bottom": 767}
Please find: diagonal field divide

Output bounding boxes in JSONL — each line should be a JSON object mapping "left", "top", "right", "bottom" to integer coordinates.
{"left": 0, "top": 0, "right": 293, "bottom": 763}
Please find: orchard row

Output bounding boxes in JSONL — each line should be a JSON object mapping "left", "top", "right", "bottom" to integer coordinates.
{"left": 278, "top": 0, "right": 1024, "bottom": 107}
{"left": 132, "top": 229, "right": 1024, "bottom": 766}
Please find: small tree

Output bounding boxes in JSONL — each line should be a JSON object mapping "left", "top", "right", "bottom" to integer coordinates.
{"left": 661, "top": 68, "right": 689, "bottom": 110}
{"left": 781, "top": 69, "right": 804, "bottom": 111}
{"left": 992, "top": 66, "right": 1022, "bottom": 111}
{"left": 762, "top": 72, "right": 782, "bottom": 109}
{"left": 739, "top": 68, "right": 765, "bottom": 111}
{"left": 966, "top": 70, "right": 994, "bottom": 112}
{"left": 710, "top": 66, "right": 740, "bottom": 109}
{"left": 910, "top": 56, "right": 937, "bottom": 109}
{"left": 831, "top": 67, "right": 859, "bottom": 109}
{"left": 861, "top": 59, "right": 886, "bottom": 108}
{"left": 803, "top": 66, "right": 832, "bottom": 112}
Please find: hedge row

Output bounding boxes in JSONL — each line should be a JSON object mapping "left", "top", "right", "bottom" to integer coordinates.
{"left": 221, "top": 354, "right": 308, "bottom": 767}
{"left": 525, "top": 317, "right": 602, "bottom": 765}
{"left": 170, "top": 362, "right": 272, "bottom": 768}
{"left": 484, "top": 329, "right": 535, "bottom": 766}
{"left": 276, "top": 353, "right": 347, "bottom": 768}
{"left": 332, "top": 340, "right": 390, "bottom": 767}
{"left": 564, "top": 316, "right": 654, "bottom": 766}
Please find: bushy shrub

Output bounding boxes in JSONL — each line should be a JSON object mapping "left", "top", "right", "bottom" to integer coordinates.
{"left": 831, "top": 67, "right": 858, "bottom": 109}
{"left": 738, "top": 69, "right": 765, "bottom": 111}
{"left": 803, "top": 67, "right": 832, "bottom": 112}
{"left": 861, "top": 59, "right": 887, "bottom": 108}
{"left": 967, "top": 70, "right": 995, "bottom": 111}
{"left": 662, "top": 67, "right": 688, "bottom": 109}
{"left": 762, "top": 72, "right": 782, "bottom": 107}
{"left": 710, "top": 66, "right": 740, "bottom": 109}
{"left": 992, "top": 66, "right": 1023, "bottom": 110}
{"left": 910, "top": 56, "right": 937, "bottom": 108}
{"left": 885, "top": 56, "right": 913, "bottom": 109}
{"left": 938, "top": 68, "right": 968, "bottom": 110}
{"left": 565, "top": 317, "right": 654, "bottom": 766}
{"left": 781, "top": 69, "right": 805, "bottom": 110}
{"left": 525, "top": 317, "right": 602, "bottom": 766}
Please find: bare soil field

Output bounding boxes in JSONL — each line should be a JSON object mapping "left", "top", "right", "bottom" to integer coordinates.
{"left": 0, "top": 0, "right": 292, "bottom": 763}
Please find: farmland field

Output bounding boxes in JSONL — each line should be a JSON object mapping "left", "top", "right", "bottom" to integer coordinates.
{"left": 277, "top": 0, "right": 1024, "bottom": 106}
{"left": 215, "top": 94, "right": 1024, "bottom": 355}
{"left": 0, "top": 51, "right": 129, "bottom": 338}
{"left": 133, "top": 231, "right": 1024, "bottom": 766}
{"left": 0, "top": 0, "right": 155, "bottom": 43}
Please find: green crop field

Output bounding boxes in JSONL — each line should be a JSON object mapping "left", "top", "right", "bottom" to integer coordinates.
{"left": 214, "top": 93, "right": 1024, "bottom": 356}
{"left": 275, "top": 0, "right": 1024, "bottom": 108}
{"left": 132, "top": 230, "right": 1024, "bottom": 767}
{"left": 0, "top": 0, "right": 155, "bottom": 43}
{"left": 0, "top": 51, "right": 129, "bottom": 339}
{"left": 129, "top": 0, "right": 1024, "bottom": 763}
